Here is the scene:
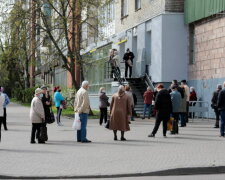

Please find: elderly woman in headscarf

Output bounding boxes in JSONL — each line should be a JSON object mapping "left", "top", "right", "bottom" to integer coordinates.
{"left": 109, "top": 85, "right": 132, "bottom": 141}
{"left": 30, "top": 88, "right": 45, "bottom": 144}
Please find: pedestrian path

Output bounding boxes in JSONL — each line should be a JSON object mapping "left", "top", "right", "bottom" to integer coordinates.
{"left": 0, "top": 103, "right": 225, "bottom": 179}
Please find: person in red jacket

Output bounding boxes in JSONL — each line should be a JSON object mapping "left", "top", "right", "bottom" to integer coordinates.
{"left": 189, "top": 87, "right": 197, "bottom": 119}
{"left": 142, "top": 87, "right": 154, "bottom": 119}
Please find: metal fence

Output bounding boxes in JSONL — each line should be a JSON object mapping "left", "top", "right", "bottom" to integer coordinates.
{"left": 189, "top": 101, "right": 210, "bottom": 121}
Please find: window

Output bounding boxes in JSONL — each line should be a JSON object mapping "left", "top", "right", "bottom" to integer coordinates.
{"left": 121, "top": 0, "right": 128, "bottom": 18}
{"left": 189, "top": 24, "right": 195, "bottom": 64}
{"left": 135, "top": 0, "right": 141, "bottom": 11}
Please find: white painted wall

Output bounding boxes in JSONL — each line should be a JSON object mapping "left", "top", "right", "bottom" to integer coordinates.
{"left": 161, "top": 14, "right": 188, "bottom": 82}
{"left": 150, "top": 15, "right": 163, "bottom": 82}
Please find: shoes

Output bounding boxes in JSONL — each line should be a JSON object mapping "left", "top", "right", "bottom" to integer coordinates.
{"left": 148, "top": 117, "right": 150, "bottom": 119}
{"left": 57, "top": 122, "right": 63, "bottom": 126}
{"left": 77, "top": 140, "right": 81, "bottom": 142}
{"left": 131, "top": 119, "right": 135, "bottom": 121}
{"left": 220, "top": 135, "right": 225, "bottom": 138}
{"left": 180, "top": 125, "right": 186, "bottom": 127}
{"left": 30, "top": 141, "right": 36, "bottom": 144}
{"left": 214, "top": 126, "right": 219, "bottom": 128}
{"left": 148, "top": 134, "right": 155, "bottom": 138}
{"left": 121, "top": 137, "right": 126, "bottom": 141}
{"left": 4, "top": 128, "right": 8, "bottom": 131}
{"left": 81, "top": 140, "right": 92, "bottom": 143}
{"left": 170, "top": 132, "right": 175, "bottom": 135}
{"left": 38, "top": 141, "right": 45, "bottom": 144}
{"left": 114, "top": 136, "right": 118, "bottom": 141}
{"left": 163, "top": 135, "right": 167, "bottom": 138}
{"left": 142, "top": 117, "right": 145, "bottom": 120}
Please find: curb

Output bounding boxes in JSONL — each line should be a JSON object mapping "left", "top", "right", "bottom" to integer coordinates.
{"left": 0, "top": 166, "right": 225, "bottom": 179}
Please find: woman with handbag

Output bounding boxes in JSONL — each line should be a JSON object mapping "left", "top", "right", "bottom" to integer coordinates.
{"left": 30, "top": 88, "right": 45, "bottom": 144}
{"left": 99, "top": 87, "right": 109, "bottom": 125}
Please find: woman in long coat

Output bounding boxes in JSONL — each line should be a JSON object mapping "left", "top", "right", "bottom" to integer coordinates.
{"left": 109, "top": 85, "right": 132, "bottom": 141}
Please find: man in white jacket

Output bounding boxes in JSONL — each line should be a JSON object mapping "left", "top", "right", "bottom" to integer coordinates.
{"left": 30, "top": 88, "right": 45, "bottom": 144}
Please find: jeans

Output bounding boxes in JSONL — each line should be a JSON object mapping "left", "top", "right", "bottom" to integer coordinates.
{"left": 179, "top": 113, "right": 186, "bottom": 127}
{"left": 77, "top": 113, "right": 88, "bottom": 142}
{"left": 56, "top": 107, "right": 62, "bottom": 124}
{"left": 143, "top": 104, "right": 151, "bottom": 118}
{"left": 220, "top": 110, "right": 225, "bottom": 136}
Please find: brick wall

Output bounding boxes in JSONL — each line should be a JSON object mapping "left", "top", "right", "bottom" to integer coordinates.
{"left": 165, "top": 0, "right": 184, "bottom": 12}
{"left": 189, "top": 16, "right": 225, "bottom": 80}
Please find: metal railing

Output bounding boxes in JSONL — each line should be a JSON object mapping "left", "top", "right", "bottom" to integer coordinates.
{"left": 144, "top": 73, "right": 154, "bottom": 90}
{"left": 189, "top": 101, "right": 210, "bottom": 121}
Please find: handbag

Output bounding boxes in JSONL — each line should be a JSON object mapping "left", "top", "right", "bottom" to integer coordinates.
{"left": 46, "top": 108, "right": 55, "bottom": 124}
{"left": 127, "top": 59, "right": 133, "bottom": 67}
{"left": 39, "top": 123, "right": 48, "bottom": 142}
{"left": 72, "top": 113, "right": 81, "bottom": 130}
{"left": 167, "top": 117, "right": 173, "bottom": 131}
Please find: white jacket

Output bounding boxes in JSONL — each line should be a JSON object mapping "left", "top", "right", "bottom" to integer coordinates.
{"left": 0, "top": 93, "right": 5, "bottom": 117}
{"left": 30, "top": 96, "right": 45, "bottom": 123}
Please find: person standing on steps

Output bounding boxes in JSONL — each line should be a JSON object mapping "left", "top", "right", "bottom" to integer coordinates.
{"left": 110, "top": 85, "right": 132, "bottom": 141}
{"left": 0, "top": 87, "right": 10, "bottom": 130}
{"left": 0, "top": 87, "right": 5, "bottom": 141}
{"left": 211, "top": 84, "right": 222, "bottom": 128}
{"left": 123, "top": 48, "right": 135, "bottom": 78}
{"left": 142, "top": 87, "right": 154, "bottom": 119}
{"left": 30, "top": 88, "right": 45, "bottom": 144}
{"left": 148, "top": 84, "right": 172, "bottom": 138}
{"left": 74, "top": 81, "right": 92, "bottom": 143}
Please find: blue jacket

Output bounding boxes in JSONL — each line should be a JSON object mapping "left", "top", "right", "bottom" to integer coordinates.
{"left": 170, "top": 90, "right": 182, "bottom": 113}
{"left": 54, "top": 92, "right": 65, "bottom": 108}
{"left": 3, "top": 93, "right": 10, "bottom": 108}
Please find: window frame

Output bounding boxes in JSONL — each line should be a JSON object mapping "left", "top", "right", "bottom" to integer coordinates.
{"left": 121, "top": 0, "right": 128, "bottom": 19}
{"left": 135, "top": 0, "right": 141, "bottom": 11}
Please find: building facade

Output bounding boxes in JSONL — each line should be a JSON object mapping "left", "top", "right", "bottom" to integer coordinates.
{"left": 82, "top": 0, "right": 188, "bottom": 109}
{"left": 185, "top": 0, "right": 225, "bottom": 118}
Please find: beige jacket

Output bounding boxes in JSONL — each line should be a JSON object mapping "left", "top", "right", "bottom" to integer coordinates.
{"left": 30, "top": 96, "right": 45, "bottom": 123}
{"left": 74, "top": 87, "right": 90, "bottom": 114}
{"left": 184, "top": 85, "right": 190, "bottom": 101}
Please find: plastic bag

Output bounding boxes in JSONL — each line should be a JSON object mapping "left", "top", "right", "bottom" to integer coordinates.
{"left": 72, "top": 113, "right": 81, "bottom": 130}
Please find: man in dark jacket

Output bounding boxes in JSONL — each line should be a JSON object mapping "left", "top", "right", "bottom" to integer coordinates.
{"left": 212, "top": 84, "right": 222, "bottom": 128}
{"left": 148, "top": 84, "right": 172, "bottom": 137}
{"left": 217, "top": 82, "right": 225, "bottom": 137}
{"left": 123, "top": 48, "right": 135, "bottom": 78}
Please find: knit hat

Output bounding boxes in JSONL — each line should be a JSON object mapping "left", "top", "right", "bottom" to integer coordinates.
{"left": 35, "top": 88, "right": 43, "bottom": 95}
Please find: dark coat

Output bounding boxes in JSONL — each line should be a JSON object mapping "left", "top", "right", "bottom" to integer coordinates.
{"left": 42, "top": 94, "right": 51, "bottom": 119}
{"left": 99, "top": 92, "right": 109, "bottom": 108}
{"left": 123, "top": 52, "right": 135, "bottom": 62}
{"left": 217, "top": 89, "right": 225, "bottom": 111}
{"left": 212, "top": 89, "right": 221, "bottom": 109}
{"left": 155, "top": 89, "right": 172, "bottom": 119}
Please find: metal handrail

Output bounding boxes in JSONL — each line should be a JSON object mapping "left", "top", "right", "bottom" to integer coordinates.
{"left": 144, "top": 73, "right": 154, "bottom": 90}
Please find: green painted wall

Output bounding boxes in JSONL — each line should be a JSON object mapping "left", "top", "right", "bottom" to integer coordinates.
{"left": 185, "top": 0, "right": 225, "bottom": 24}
